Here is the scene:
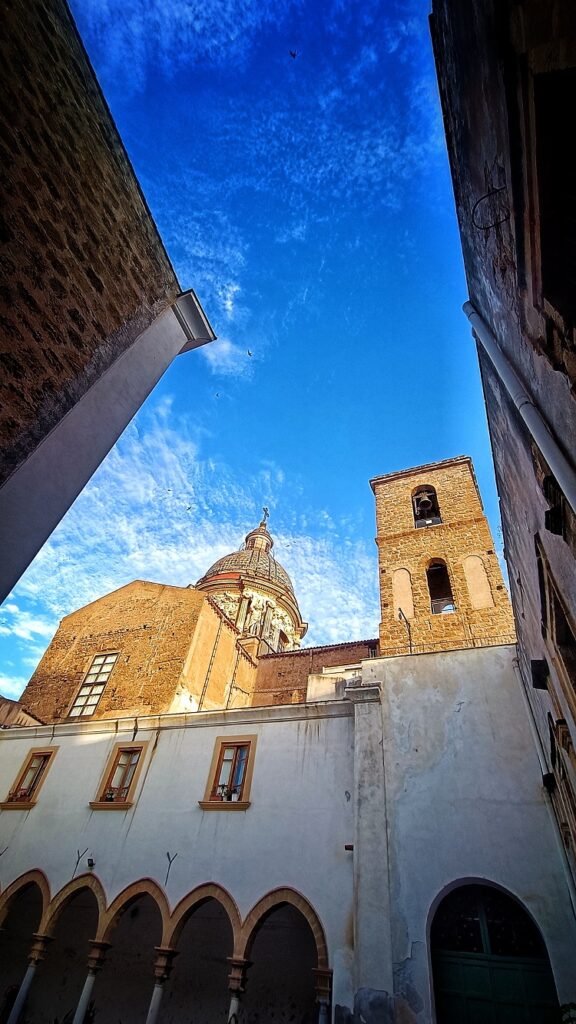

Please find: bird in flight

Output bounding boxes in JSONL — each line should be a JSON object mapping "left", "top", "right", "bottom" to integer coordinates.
{"left": 247, "top": 349, "right": 253, "bottom": 357}
{"left": 289, "top": 50, "right": 297, "bottom": 59}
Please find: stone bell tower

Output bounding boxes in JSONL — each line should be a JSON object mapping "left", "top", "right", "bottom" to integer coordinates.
{"left": 370, "top": 456, "right": 515, "bottom": 655}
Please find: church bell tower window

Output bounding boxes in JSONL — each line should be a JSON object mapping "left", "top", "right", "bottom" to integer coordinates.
{"left": 427, "top": 560, "right": 456, "bottom": 614}
{"left": 412, "top": 485, "right": 442, "bottom": 527}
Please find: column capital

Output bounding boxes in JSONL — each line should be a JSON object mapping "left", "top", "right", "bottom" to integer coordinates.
{"left": 29, "top": 932, "right": 52, "bottom": 963}
{"left": 312, "top": 967, "right": 333, "bottom": 1003}
{"left": 227, "top": 956, "right": 250, "bottom": 993}
{"left": 87, "top": 939, "right": 111, "bottom": 973}
{"left": 153, "top": 946, "right": 179, "bottom": 983}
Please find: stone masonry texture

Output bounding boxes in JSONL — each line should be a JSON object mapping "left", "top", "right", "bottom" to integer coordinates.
{"left": 371, "top": 457, "right": 515, "bottom": 654}
{"left": 0, "top": 0, "right": 179, "bottom": 486}
{"left": 253, "top": 639, "right": 379, "bottom": 706}
{"left": 20, "top": 582, "right": 206, "bottom": 722}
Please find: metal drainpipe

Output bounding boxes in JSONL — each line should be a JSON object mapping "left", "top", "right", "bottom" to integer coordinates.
{"left": 511, "top": 658, "right": 576, "bottom": 916}
{"left": 463, "top": 301, "right": 576, "bottom": 515}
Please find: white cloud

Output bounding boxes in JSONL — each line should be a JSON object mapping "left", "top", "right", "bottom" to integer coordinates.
{"left": 6, "top": 399, "right": 379, "bottom": 669}
{"left": 73, "top": 0, "right": 302, "bottom": 92}
{"left": 200, "top": 335, "right": 253, "bottom": 377}
{"left": 0, "top": 675, "right": 27, "bottom": 700}
{"left": 0, "top": 607, "right": 57, "bottom": 642}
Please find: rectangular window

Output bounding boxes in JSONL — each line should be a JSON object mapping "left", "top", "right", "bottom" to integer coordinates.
{"left": 199, "top": 735, "right": 257, "bottom": 811}
{"left": 90, "top": 742, "right": 147, "bottom": 809}
{"left": 1, "top": 748, "right": 57, "bottom": 809}
{"left": 69, "top": 653, "right": 118, "bottom": 717}
{"left": 534, "top": 68, "right": 576, "bottom": 323}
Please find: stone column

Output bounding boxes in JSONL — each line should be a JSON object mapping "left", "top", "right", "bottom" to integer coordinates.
{"left": 7, "top": 933, "right": 52, "bottom": 1024}
{"left": 72, "top": 940, "right": 111, "bottom": 1024}
{"left": 144, "top": 946, "right": 179, "bottom": 1024}
{"left": 227, "top": 956, "right": 250, "bottom": 1023}
{"left": 313, "top": 967, "right": 332, "bottom": 1024}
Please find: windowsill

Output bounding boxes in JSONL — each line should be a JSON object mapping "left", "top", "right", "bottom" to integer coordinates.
{"left": 0, "top": 800, "right": 35, "bottom": 810}
{"left": 198, "top": 800, "right": 251, "bottom": 812}
{"left": 89, "top": 800, "right": 133, "bottom": 811}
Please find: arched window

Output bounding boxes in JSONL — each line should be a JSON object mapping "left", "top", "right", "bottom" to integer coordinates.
{"left": 431, "top": 884, "right": 559, "bottom": 1022}
{"left": 392, "top": 568, "right": 414, "bottom": 620}
{"left": 426, "top": 559, "right": 455, "bottom": 614}
{"left": 412, "top": 485, "right": 442, "bottom": 528}
{"left": 463, "top": 554, "right": 494, "bottom": 609}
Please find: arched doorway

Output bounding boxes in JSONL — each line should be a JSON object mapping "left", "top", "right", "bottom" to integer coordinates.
{"left": 431, "top": 884, "right": 560, "bottom": 1023}
{"left": 0, "top": 881, "right": 45, "bottom": 1021}
{"left": 243, "top": 903, "right": 319, "bottom": 1024}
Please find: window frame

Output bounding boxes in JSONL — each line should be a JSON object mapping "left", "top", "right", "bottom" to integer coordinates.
{"left": 67, "top": 651, "right": 119, "bottom": 719}
{"left": 1, "top": 747, "right": 58, "bottom": 810}
{"left": 199, "top": 734, "right": 257, "bottom": 812}
{"left": 89, "top": 740, "right": 148, "bottom": 811}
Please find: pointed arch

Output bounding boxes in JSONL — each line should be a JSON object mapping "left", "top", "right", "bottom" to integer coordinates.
{"left": 0, "top": 869, "right": 50, "bottom": 927}
{"left": 167, "top": 882, "right": 242, "bottom": 952}
{"left": 98, "top": 877, "right": 171, "bottom": 944}
{"left": 239, "top": 887, "right": 328, "bottom": 968}
{"left": 41, "top": 872, "right": 107, "bottom": 936}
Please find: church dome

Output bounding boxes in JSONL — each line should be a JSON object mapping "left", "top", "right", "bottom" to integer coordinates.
{"left": 196, "top": 515, "right": 295, "bottom": 597}
{"left": 195, "top": 513, "right": 307, "bottom": 651}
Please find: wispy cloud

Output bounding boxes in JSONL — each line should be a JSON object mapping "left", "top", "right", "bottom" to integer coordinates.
{"left": 74, "top": 0, "right": 301, "bottom": 92}
{"left": 200, "top": 335, "right": 253, "bottom": 377}
{"left": 0, "top": 675, "right": 29, "bottom": 700}
{"left": 1, "top": 398, "right": 379, "bottom": 699}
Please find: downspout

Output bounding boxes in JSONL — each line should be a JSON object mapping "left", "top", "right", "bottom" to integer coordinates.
{"left": 463, "top": 302, "right": 576, "bottom": 515}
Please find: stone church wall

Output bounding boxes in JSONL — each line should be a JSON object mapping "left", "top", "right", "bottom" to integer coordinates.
{"left": 0, "top": 0, "right": 179, "bottom": 487}
{"left": 20, "top": 581, "right": 206, "bottom": 721}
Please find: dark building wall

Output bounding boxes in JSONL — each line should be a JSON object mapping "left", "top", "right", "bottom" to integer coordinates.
{"left": 0, "top": 0, "right": 179, "bottom": 487}
{"left": 431, "top": 0, "right": 576, "bottom": 865}
{"left": 254, "top": 639, "right": 379, "bottom": 705}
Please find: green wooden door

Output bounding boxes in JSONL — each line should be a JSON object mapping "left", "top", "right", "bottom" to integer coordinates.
{"left": 431, "top": 885, "right": 560, "bottom": 1024}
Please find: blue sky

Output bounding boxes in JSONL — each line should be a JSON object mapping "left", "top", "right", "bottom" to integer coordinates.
{"left": 0, "top": 0, "right": 502, "bottom": 698}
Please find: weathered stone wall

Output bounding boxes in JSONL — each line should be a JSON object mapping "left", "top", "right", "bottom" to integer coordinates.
{"left": 20, "top": 582, "right": 206, "bottom": 721}
{"left": 0, "top": 0, "right": 179, "bottom": 487}
{"left": 431, "top": 0, "right": 576, "bottom": 864}
{"left": 371, "top": 458, "right": 515, "bottom": 653}
{"left": 253, "top": 639, "right": 379, "bottom": 706}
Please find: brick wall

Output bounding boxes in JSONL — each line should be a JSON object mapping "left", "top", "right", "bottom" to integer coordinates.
{"left": 20, "top": 582, "right": 205, "bottom": 721}
{"left": 372, "top": 458, "right": 515, "bottom": 653}
{"left": 0, "top": 0, "right": 179, "bottom": 486}
{"left": 253, "top": 639, "right": 379, "bottom": 706}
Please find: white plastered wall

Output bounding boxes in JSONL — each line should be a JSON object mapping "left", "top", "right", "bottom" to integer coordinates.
{"left": 363, "top": 644, "right": 576, "bottom": 1021}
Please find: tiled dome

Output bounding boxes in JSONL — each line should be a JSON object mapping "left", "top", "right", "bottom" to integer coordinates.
{"left": 199, "top": 546, "right": 295, "bottom": 596}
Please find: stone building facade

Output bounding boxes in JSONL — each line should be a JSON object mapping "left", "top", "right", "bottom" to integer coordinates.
{"left": 196, "top": 516, "right": 308, "bottom": 658}
{"left": 371, "top": 456, "right": 514, "bottom": 655}
{"left": 19, "top": 582, "right": 258, "bottom": 722}
{"left": 1, "top": 458, "right": 575, "bottom": 1023}
{"left": 430, "top": 0, "right": 576, "bottom": 876}
{"left": 0, "top": 0, "right": 215, "bottom": 600}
